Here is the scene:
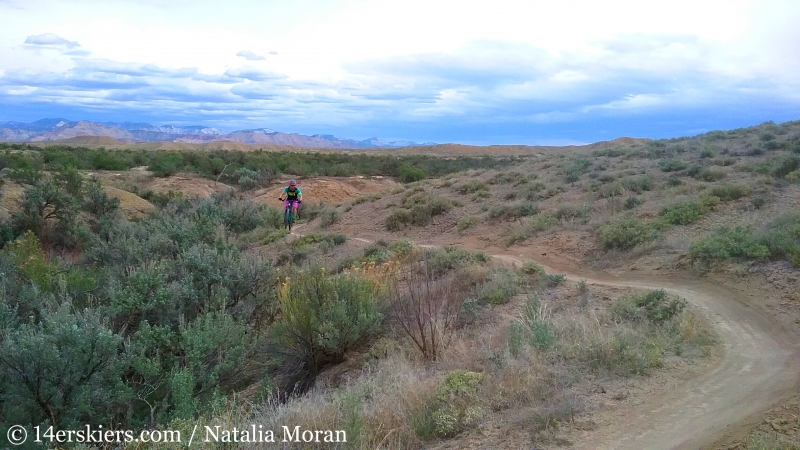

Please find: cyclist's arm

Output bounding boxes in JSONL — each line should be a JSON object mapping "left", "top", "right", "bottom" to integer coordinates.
{"left": 279, "top": 187, "right": 288, "bottom": 200}
{"left": 297, "top": 189, "right": 303, "bottom": 201}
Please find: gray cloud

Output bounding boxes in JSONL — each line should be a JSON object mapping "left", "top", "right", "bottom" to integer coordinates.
{"left": 24, "top": 32, "right": 80, "bottom": 48}
{"left": 236, "top": 50, "right": 265, "bottom": 61}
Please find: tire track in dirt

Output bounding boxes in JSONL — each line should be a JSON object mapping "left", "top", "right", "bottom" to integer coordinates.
{"left": 292, "top": 228, "right": 800, "bottom": 449}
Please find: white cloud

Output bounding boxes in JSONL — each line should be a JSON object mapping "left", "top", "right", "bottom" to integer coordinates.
{"left": 24, "top": 32, "right": 80, "bottom": 48}
{"left": 236, "top": 50, "right": 265, "bottom": 61}
{"left": 0, "top": 0, "right": 799, "bottom": 142}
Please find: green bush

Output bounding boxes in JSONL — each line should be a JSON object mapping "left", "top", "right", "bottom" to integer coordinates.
{"left": 689, "top": 227, "right": 771, "bottom": 266}
{"left": 422, "top": 246, "right": 488, "bottom": 277}
{"left": 599, "top": 218, "right": 658, "bottom": 250}
{"left": 709, "top": 184, "right": 750, "bottom": 201}
{"left": 456, "top": 180, "right": 489, "bottom": 195}
{"left": 624, "top": 196, "right": 643, "bottom": 210}
{"left": 520, "top": 261, "right": 545, "bottom": 275}
{"left": 505, "top": 214, "right": 558, "bottom": 246}
{"left": 149, "top": 152, "right": 184, "bottom": 177}
{"left": 271, "top": 268, "right": 383, "bottom": 381}
{"left": 620, "top": 174, "right": 654, "bottom": 193}
{"left": 428, "top": 370, "right": 485, "bottom": 437}
{"left": 0, "top": 306, "right": 127, "bottom": 428}
{"left": 694, "top": 168, "right": 726, "bottom": 181}
{"left": 319, "top": 209, "right": 341, "bottom": 228}
{"left": 487, "top": 202, "right": 538, "bottom": 220}
{"left": 564, "top": 157, "right": 591, "bottom": 182}
{"left": 386, "top": 209, "right": 412, "bottom": 231}
{"left": 659, "top": 201, "right": 707, "bottom": 225}
{"left": 611, "top": 289, "right": 687, "bottom": 324}
{"left": 554, "top": 205, "right": 588, "bottom": 221}
{"left": 474, "top": 269, "right": 519, "bottom": 305}
{"left": 398, "top": 165, "right": 427, "bottom": 183}
{"left": 659, "top": 159, "right": 687, "bottom": 172}
{"left": 772, "top": 156, "right": 800, "bottom": 179}
{"left": 457, "top": 215, "right": 479, "bottom": 231}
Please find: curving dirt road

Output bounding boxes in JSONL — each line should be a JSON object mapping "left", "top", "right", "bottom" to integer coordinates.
{"left": 491, "top": 254, "right": 800, "bottom": 449}
{"left": 295, "top": 229, "right": 800, "bottom": 449}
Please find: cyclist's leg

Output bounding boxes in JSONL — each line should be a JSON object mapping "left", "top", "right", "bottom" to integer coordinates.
{"left": 291, "top": 200, "right": 299, "bottom": 217}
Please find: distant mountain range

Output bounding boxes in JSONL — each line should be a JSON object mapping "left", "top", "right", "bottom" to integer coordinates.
{"left": 0, "top": 119, "right": 434, "bottom": 149}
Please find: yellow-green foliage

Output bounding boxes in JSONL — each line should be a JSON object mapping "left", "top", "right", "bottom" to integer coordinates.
{"left": 2, "top": 231, "right": 54, "bottom": 292}
{"left": 431, "top": 370, "right": 485, "bottom": 437}
{"left": 274, "top": 268, "right": 384, "bottom": 374}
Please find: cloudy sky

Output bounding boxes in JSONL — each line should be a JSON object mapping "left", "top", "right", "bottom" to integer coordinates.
{"left": 1, "top": 0, "right": 799, "bottom": 144}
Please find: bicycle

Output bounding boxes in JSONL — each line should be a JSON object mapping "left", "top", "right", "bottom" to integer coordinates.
{"left": 282, "top": 199, "right": 301, "bottom": 231}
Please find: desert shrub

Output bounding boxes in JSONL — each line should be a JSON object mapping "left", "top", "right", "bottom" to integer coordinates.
{"left": 544, "top": 273, "right": 566, "bottom": 287}
{"left": 712, "top": 157, "right": 737, "bottom": 167}
{"left": 388, "top": 239, "right": 414, "bottom": 257}
{"left": 659, "top": 159, "right": 687, "bottom": 172}
{"left": 521, "top": 261, "right": 545, "bottom": 276}
{"left": 598, "top": 217, "right": 658, "bottom": 250}
{"left": 12, "top": 178, "right": 84, "bottom": 248}
{"left": 488, "top": 171, "right": 533, "bottom": 186}
{"left": 592, "top": 147, "right": 626, "bottom": 157}
{"left": 624, "top": 196, "right": 642, "bottom": 210}
{"left": 149, "top": 152, "right": 184, "bottom": 177}
{"left": 0, "top": 306, "right": 127, "bottom": 428}
{"left": 709, "top": 184, "right": 750, "bottom": 201}
{"left": 390, "top": 194, "right": 453, "bottom": 229}
{"left": 666, "top": 177, "right": 683, "bottom": 187}
{"left": 620, "top": 174, "right": 654, "bottom": 193}
{"left": 564, "top": 157, "right": 592, "bottom": 183}
{"left": 427, "top": 370, "right": 485, "bottom": 437}
{"left": 760, "top": 213, "right": 800, "bottom": 266}
{"left": 505, "top": 214, "right": 559, "bottom": 246}
{"left": 386, "top": 209, "right": 412, "bottom": 231}
{"left": 457, "top": 215, "right": 479, "bottom": 231}
{"left": 270, "top": 268, "right": 383, "bottom": 386}
{"left": 398, "top": 165, "right": 427, "bottom": 183}
{"left": 583, "top": 332, "right": 664, "bottom": 376}
{"left": 456, "top": 180, "right": 489, "bottom": 195}
{"left": 689, "top": 227, "right": 770, "bottom": 266}
{"left": 421, "top": 246, "right": 488, "bottom": 277}
{"left": 772, "top": 156, "right": 800, "bottom": 179}
{"left": 474, "top": 269, "right": 519, "bottom": 305}
{"left": 363, "top": 242, "right": 392, "bottom": 263}
{"left": 318, "top": 209, "right": 341, "bottom": 228}
{"left": 751, "top": 196, "right": 768, "bottom": 209}
{"left": 554, "top": 205, "right": 588, "bottom": 221}
{"left": 694, "top": 168, "right": 726, "bottom": 181}
{"left": 686, "top": 165, "right": 704, "bottom": 177}
{"left": 391, "top": 261, "right": 465, "bottom": 360}
{"left": 487, "top": 202, "right": 538, "bottom": 220}
{"left": 699, "top": 148, "right": 715, "bottom": 158}
{"left": 234, "top": 167, "right": 266, "bottom": 190}
{"left": 611, "top": 289, "right": 687, "bottom": 324}
{"left": 659, "top": 201, "right": 707, "bottom": 225}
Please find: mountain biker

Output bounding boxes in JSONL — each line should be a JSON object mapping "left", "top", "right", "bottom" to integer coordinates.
{"left": 279, "top": 179, "right": 302, "bottom": 218}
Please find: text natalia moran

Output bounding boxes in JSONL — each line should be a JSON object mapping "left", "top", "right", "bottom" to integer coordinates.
{"left": 205, "top": 425, "right": 346, "bottom": 443}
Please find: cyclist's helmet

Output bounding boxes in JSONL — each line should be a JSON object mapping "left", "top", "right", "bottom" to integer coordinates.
{"left": 289, "top": 179, "right": 297, "bottom": 187}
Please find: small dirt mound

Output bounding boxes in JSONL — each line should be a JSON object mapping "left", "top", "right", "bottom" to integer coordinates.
{"left": 253, "top": 176, "right": 399, "bottom": 206}
{"left": 103, "top": 186, "right": 155, "bottom": 219}
{"left": 147, "top": 174, "right": 233, "bottom": 198}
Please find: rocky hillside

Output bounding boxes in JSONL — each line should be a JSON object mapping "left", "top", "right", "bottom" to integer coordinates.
{"left": 0, "top": 118, "right": 431, "bottom": 149}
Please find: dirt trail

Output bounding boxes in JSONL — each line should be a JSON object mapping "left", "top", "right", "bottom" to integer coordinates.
{"left": 492, "top": 254, "right": 800, "bottom": 449}
{"left": 294, "top": 227, "right": 800, "bottom": 449}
